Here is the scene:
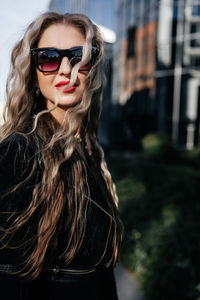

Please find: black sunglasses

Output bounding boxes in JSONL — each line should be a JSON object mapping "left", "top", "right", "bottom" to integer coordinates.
{"left": 30, "top": 46, "right": 99, "bottom": 72}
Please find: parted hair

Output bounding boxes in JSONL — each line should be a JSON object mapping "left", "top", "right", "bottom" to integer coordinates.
{"left": 0, "top": 12, "right": 122, "bottom": 280}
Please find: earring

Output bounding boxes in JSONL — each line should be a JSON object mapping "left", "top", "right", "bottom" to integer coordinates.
{"left": 34, "top": 83, "right": 40, "bottom": 96}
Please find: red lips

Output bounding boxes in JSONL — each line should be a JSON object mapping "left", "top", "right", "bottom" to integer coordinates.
{"left": 55, "top": 80, "right": 78, "bottom": 92}
{"left": 64, "top": 87, "right": 76, "bottom": 93}
{"left": 55, "top": 80, "right": 70, "bottom": 88}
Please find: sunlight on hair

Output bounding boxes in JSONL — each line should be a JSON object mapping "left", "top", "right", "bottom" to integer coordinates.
{"left": 0, "top": 103, "right": 4, "bottom": 125}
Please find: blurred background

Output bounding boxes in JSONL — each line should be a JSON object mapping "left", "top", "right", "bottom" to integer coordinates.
{"left": 1, "top": 0, "right": 200, "bottom": 299}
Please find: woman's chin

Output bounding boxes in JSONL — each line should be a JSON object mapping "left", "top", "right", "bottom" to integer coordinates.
{"left": 46, "top": 96, "right": 82, "bottom": 111}
{"left": 57, "top": 98, "right": 82, "bottom": 109}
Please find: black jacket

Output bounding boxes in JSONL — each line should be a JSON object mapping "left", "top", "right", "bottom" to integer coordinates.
{"left": 0, "top": 132, "right": 118, "bottom": 300}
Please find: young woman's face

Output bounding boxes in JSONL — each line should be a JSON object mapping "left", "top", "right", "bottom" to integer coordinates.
{"left": 36, "top": 23, "right": 88, "bottom": 122}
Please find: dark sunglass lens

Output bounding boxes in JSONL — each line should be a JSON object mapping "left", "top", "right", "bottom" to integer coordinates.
{"left": 79, "top": 63, "right": 92, "bottom": 71}
{"left": 37, "top": 50, "right": 60, "bottom": 71}
{"left": 69, "top": 48, "right": 82, "bottom": 67}
{"left": 70, "top": 48, "right": 92, "bottom": 71}
{"left": 70, "top": 57, "right": 92, "bottom": 71}
{"left": 70, "top": 57, "right": 82, "bottom": 67}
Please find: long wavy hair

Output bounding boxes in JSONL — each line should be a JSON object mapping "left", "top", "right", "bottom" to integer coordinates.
{"left": 0, "top": 12, "right": 122, "bottom": 280}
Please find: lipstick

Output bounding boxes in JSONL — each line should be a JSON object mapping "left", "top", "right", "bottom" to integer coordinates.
{"left": 55, "top": 80, "right": 78, "bottom": 92}
{"left": 64, "top": 86, "right": 77, "bottom": 93}
{"left": 55, "top": 80, "right": 70, "bottom": 90}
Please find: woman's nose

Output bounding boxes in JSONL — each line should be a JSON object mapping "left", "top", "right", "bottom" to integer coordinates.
{"left": 58, "top": 57, "right": 71, "bottom": 75}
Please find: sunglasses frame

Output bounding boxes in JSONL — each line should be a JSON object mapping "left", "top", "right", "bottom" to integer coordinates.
{"left": 31, "top": 46, "right": 99, "bottom": 72}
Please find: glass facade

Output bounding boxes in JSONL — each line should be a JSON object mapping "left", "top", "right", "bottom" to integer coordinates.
{"left": 49, "top": 0, "right": 115, "bottom": 30}
{"left": 113, "top": 0, "right": 200, "bottom": 148}
{"left": 48, "top": 0, "right": 200, "bottom": 148}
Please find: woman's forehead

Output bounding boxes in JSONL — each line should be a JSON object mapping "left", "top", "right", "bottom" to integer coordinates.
{"left": 38, "top": 24, "right": 86, "bottom": 49}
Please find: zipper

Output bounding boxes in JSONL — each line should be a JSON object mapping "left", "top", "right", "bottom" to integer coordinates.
{"left": 50, "top": 266, "right": 95, "bottom": 275}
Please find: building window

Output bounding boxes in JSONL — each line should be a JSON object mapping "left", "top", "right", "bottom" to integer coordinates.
{"left": 127, "top": 26, "right": 136, "bottom": 58}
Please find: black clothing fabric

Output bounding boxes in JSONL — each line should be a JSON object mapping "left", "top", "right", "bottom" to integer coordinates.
{"left": 0, "top": 132, "right": 118, "bottom": 299}
{"left": 0, "top": 264, "right": 118, "bottom": 300}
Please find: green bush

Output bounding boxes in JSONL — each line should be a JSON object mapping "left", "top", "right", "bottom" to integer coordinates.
{"left": 108, "top": 136, "right": 200, "bottom": 300}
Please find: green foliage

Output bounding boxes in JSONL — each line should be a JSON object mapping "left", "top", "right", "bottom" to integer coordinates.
{"left": 142, "top": 133, "right": 172, "bottom": 155}
{"left": 108, "top": 135, "right": 200, "bottom": 300}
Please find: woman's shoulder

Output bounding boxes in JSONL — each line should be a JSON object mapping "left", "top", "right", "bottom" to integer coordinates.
{"left": 1, "top": 132, "right": 28, "bottom": 147}
{"left": 0, "top": 129, "right": 36, "bottom": 153}
{"left": 0, "top": 131, "right": 38, "bottom": 191}
{"left": 0, "top": 130, "right": 36, "bottom": 169}
{"left": 1, "top": 134, "right": 26, "bottom": 158}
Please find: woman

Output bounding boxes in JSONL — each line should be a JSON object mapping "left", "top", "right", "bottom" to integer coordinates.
{"left": 0, "top": 12, "right": 122, "bottom": 300}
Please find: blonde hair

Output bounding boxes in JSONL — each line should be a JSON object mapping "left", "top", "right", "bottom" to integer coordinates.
{"left": 0, "top": 12, "right": 122, "bottom": 279}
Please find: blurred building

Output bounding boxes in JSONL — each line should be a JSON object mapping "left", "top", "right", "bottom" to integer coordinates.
{"left": 49, "top": 0, "right": 115, "bottom": 30}
{"left": 183, "top": 0, "right": 200, "bottom": 149}
{"left": 48, "top": 0, "right": 200, "bottom": 150}
{"left": 111, "top": 0, "right": 158, "bottom": 149}
{"left": 112, "top": 0, "right": 157, "bottom": 104}
{"left": 157, "top": 0, "right": 200, "bottom": 148}
{"left": 112, "top": 0, "right": 200, "bottom": 149}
